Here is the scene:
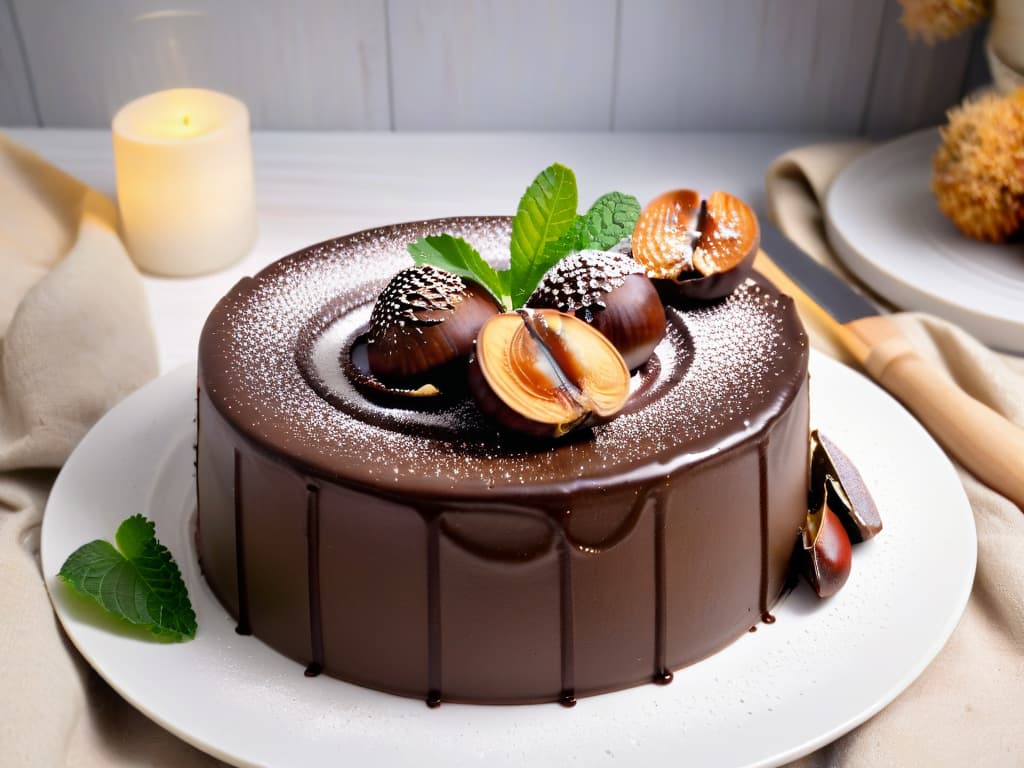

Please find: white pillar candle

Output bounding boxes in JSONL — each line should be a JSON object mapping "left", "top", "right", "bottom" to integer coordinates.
{"left": 112, "top": 88, "right": 256, "bottom": 276}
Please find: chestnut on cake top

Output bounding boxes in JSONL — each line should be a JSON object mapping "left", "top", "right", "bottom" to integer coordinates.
{"left": 632, "top": 188, "right": 760, "bottom": 301}
{"left": 362, "top": 163, "right": 755, "bottom": 437}
{"left": 366, "top": 265, "right": 499, "bottom": 389}
{"left": 527, "top": 249, "right": 666, "bottom": 372}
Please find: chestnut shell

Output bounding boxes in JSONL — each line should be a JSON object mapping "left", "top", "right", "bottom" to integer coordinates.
{"left": 633, "top": 189, "right": 760, "bottom": 303}
{"left": 810, "top": 430, "right": 883, "bottom": 543}
{"left": 654, "top": 247, "right": 758, "bottom": 303}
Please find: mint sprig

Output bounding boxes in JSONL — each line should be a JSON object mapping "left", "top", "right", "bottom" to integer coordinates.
{"left": 574, "top": 191, "right": 642, "bottom": 250}
{"left": 409, "top": 234, "right": 511, "bottom": 309}
{"left": 58, "top": 514, "right": 197, "bottom": 641}
{"left": 507, "top": 162, "right": 579, "bottom": 307}
{"left": 405, "top": 163, "right": 639, "bottom": 310}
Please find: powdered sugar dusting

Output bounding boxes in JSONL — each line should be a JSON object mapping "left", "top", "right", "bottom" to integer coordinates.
{"left": 596, "top": 280, "right": 796, "bottom": 466}
{"left": 368, "top": 264, "right": 468, "bottom": 338}
{"left": 206, "top": 218, "right": 806, "bottom": 489}
{"left": 528, "top": 249, "right": 644, "bottom": 312}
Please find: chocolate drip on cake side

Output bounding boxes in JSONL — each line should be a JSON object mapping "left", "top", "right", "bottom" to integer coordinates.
{"left": 419, "top": 505, "right": 578, "bottom": 707}
{"left": 426, "top": 514, "right": 443, "bottom": 708}
{"left": 758, "top": 439, "right": 775, "bottom": 625}
{"left": 305, "top": 484, "right": 325, "bottom": 677}
{"left": 557, "top": 522, "right": 576, "bottom": 707}
{"left": 233, "top": 448, "right": 251, "bottom": 636}
{"left": 652, "top": 494, "right": 673, "bottom": 685}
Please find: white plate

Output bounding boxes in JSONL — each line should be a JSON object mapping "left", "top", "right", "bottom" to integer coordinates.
{"left": 825, "top": 128, "right": 1024, "bottom": 354}
{"left": 41, "top": 353, "right": 975, "bottom": 768}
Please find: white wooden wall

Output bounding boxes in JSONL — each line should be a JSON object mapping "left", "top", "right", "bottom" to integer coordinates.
{"left": 0, "top": 0, "right": 983, "bottom": 134}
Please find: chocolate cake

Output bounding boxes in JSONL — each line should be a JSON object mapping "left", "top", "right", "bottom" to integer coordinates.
{"left": 196, "top": 216, "right": 809, "bottom": 706}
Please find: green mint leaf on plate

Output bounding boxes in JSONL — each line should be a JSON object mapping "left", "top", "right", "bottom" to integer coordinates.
{"left": 508, "top": 163, "right": 579, "bottom": 307}
{"left": 577, "top": 192, "right": 641, "bottom": 250}
{"left": 408, "top": 234, "right": 511, "bottom": 311}
{"left": 59, "top": 514, "right": 197, "bottom": 641}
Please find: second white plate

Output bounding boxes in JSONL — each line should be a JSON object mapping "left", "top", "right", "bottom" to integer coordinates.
{"left": 825, "top": 128, "right": 1024, "bottom": 354}
{"left": 41, "top": 353, "right": 976, "bottom": 768}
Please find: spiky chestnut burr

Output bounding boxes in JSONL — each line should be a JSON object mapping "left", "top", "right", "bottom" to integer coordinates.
{"left": 932, "top": 88, "right": 1024, "bottom": 243}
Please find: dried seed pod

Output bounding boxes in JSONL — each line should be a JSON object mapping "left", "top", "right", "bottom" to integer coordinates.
{"left": 527, "top": 249, "right": 667, "bottom": 371}
{"left": 469, "top": 309, "right": 630, "bottom": 438}
{"left": 810, "top": 430, "right": 882, "bottom": 543}
{"left": 632, "top": 189, "right": 759, "bottom": 301}
{"left": 367, "top": 265, "right": 500, "bottom": 388}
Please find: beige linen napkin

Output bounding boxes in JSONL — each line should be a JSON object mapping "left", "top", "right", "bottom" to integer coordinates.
{"left": 769, "top": 143, "right": 1024, "bottom": 767}
{"left": 0, "top": 135, "right": 221, "bottom": 767}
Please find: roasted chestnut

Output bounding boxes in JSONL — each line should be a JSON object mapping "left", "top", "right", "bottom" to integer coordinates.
{"left": 802, "top": 486, "right": 853, "bottom": 598}
{"left": 527, "top": 249, "right": 666, "bottom": 371}
{"left": 632, "top": 189, "right": 759, "bottom": 301}
{"left": 366, "top": 265, "right": 499, "bottom": 389}
{"left": 468, "top": 309, "right": 630, "bottom": 438}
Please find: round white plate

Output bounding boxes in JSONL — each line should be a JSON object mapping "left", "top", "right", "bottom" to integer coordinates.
{"left": 825, "top": 128, "right": 1024, "bottom": 354}
{"left": 41, "top": 352, "right": 975, "bottom": 768}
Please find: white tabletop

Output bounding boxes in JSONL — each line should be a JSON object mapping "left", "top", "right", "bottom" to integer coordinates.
{"left": 6, "top": 128, "right": 833, "bottom": 373}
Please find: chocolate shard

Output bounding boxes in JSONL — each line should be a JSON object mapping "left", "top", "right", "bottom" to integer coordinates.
{"left": 810, "top": 429, "right": 882, "bottom": 543}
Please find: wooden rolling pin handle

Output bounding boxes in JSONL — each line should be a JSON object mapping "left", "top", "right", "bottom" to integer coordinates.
{"left": 849, "top": 315, "right": 1024, "bottom": 510}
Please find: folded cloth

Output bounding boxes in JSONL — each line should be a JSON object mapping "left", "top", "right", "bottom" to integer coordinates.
{"left": 0, "top": 134, "right": 220, "bottom": 767}
{"left": 768, "top": 143, "right": 1024, "bottom": 767}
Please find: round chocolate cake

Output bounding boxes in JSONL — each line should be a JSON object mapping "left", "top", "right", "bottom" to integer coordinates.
{"left": 196, "top": 217, "right": 809, "bottom": 706}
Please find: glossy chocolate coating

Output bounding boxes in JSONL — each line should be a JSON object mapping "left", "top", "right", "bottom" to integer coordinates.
{"left": 196, "top": 217, "right": 809, "bottom": 705}
{"left": 656, "top": 242, "right": 758, "bottom": 303}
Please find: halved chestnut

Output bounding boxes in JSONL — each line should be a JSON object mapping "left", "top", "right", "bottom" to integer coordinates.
{"left": 632, "top": 189, "right": 759, "bottom": 301}
{"left": 469, "top": 309, "right": 630, "bottom": 438}
{"left": 802, "top": 485, "right": 853, "bottom": 598}
{"left": 810, "top": 430, "right": 882, "bottom": 543}
{"left": 527, "top": 250, "right": 666, "bottom": 371}
{"left": 367, "top": 265, "right": 499, "bottom": 389}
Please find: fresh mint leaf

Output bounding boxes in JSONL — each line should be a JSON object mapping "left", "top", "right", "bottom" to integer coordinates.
{"left": 552, "top": 215, "right": 588, "bottom": 254}
{"left": 115, "top": 513, "right": 154, "bottom": 559}
{"left": 577, "top": 192, "right": 641, "bottom": 250}
{"left": 402, "top": 166, "right": 639, "bottom": 310}
{"left": 408, "top": 234, "right": 511, "bottom": 310}
{"left": 508, "top": 163, "right": 579, "bottom": 307}
{"left": 550, "top": 192, "right": 642, "bottom": 255}
{"left": 59, "top": 514, "right": 197, "bottom": 641}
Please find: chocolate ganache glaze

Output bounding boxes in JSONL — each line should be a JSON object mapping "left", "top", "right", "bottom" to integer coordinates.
{"left": 196, "top": 217, "right": 810, "bottom": 706}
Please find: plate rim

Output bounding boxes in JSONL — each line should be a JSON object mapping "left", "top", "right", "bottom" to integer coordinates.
{"left": 40, "top": 353, "right": 977, "bottom": 768}
{"left": 824, "top": 127, "right": 1024, "bottom": 353}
